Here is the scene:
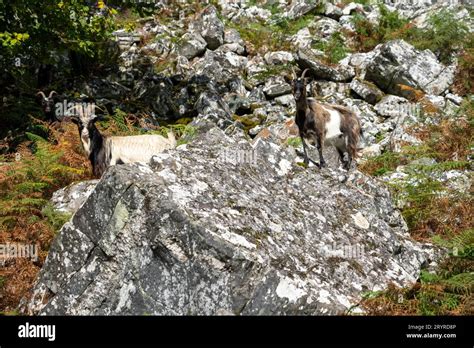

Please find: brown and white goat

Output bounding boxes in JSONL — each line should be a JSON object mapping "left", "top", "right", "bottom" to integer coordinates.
{"left": 67, "top": 104, "right": 177, "bottom": 177}
{"left": 292, "top": 69, "right": 362, "bottom": 170}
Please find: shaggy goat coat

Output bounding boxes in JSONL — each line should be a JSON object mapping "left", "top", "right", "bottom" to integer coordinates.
{"left": 72, "top": 106, "right": 177, "bottom": 177}
{"left": 293, "top": 69, "right": 362, "bottom": 169}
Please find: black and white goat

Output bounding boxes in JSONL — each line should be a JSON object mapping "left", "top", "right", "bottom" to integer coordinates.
{"left": 36, "top": 91, "right": 58, "bottom": 122}
{"left": 67, "top": 104, "right": 177, "bottom": 177}
{"left": 292, "top": 69, "right": 362, "bottom": 170}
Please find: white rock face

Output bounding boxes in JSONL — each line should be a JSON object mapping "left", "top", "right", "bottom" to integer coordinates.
{"left": 366, "top": 40, "right": 456, "bottom": 97}
{"left": 51, "top": 180, "right": 100, "bottom": 214}
{"left": 24, "top": 128, "right": 441, "bottom": 315}
{"left": 264, "top": 51, "right": 294, "bottom": 65}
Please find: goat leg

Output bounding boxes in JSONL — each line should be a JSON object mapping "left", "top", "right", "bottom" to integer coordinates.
{"left": 300, "top": 135, "right": 309, "bottom": 166}
{"left": 295, "top": 150, "right": 319, "bottom": 166}
{"left": 336, "top": 148, "right": 345, "bottom": 164}
{"left": 343, "top": 153, "right": 352, "bottom": 171}
{"left": 316, "top": 137, "right": 326, "bottom": 168}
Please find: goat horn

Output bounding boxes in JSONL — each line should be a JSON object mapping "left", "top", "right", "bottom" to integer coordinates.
{"left": 291, "top": 67, "right": 297, "bottom": 80}
{"left": 36, "top": 91, "right": 46, "bottom": 99}
{"left": 48, "top": 91, "right": 57, "bottom": 98}
{"left": 301, "top": 68, "right": 310, "bottom": 80}
{"left": 94, "top": 104, "right": 108, "bottom": 114}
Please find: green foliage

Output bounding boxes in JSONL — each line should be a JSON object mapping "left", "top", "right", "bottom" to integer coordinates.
{"left": 0, "top": 0, "right": 118, "bottom": 89}
{"left": 360, "top": 150, "right": 403, "bottom": 176}
{"left": 165, "top": 124, "right": 197, "bottom": 146}
{"left": 110, "top": 108, "right": 130, "bottom": 133}
{"left": 0, "top": 31, "right": 30, "bottom": 48}
{"left": 432, "top": 229, "right": 474, "bottom": 258}
{"left": 417, "top": 290, "right": 460, "bottom": 315}
{"left": 341, "top": 0, "right": 371, "bottom": 4}
{"left": 230, "top": 12, "right": 322, "bottom": 54}
{"left": 443, "top": 272, "right": 473, "bottom": 295}
{"left": 412, "top": 9, "right": 469, "bottom": 64}
{"left": 377, "top": 3, "right": 409, "bottom": 37}
{"left": 251, "top": 63, "right": 295, "bottom": 81}
{"left": 286, "top": 137, "right": 303, "bottom": 148}
{"left": 0, "top": 134, "right": 83, "bottom": 219}
{"left": 390, "top": 175, "right": 443, "bottom": 229}
{"left": 41, "top": 204, "right": 71, "bottom": 232}
{"left": 312, "top": 32, "right": 349, "bottom": 64}
{"left": 351, "top": 4, "right": 409, "bottom": 51}
{"left": 351, "top": 7, "right": 471, "bottom": 64}
{"left": 272, "top": 13, "right": 317, "bottom": 35}
{"left": 231, "top": 20, "right": 288, "bottom": 53}
{"left": 419, "top": 270, "right": 441, "bottom": 283}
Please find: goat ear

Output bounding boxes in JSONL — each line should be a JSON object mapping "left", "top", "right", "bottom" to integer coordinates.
{"left": 68, "top": 116, "right": 79, "bottom": 124}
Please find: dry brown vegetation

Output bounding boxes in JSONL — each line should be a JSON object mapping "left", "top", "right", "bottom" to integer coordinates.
{"left": 0, "top": 120, "right": 92, "bottom": 313}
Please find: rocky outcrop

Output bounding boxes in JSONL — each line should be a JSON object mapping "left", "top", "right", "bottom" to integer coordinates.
{"left": 24, "top": 127, "right": 440, "bottom": 315}
{"left": 365, "top": 40, "right": 456, "bottom": 98}
{"left": 190, "top": 5, "right": 225, "bottom": 50}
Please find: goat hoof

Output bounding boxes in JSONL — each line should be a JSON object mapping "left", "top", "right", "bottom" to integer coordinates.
{"left": 319, "top": 162, "right": 327, "bottom": 168}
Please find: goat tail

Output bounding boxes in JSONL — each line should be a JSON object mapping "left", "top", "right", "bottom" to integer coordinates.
{"left": 348, "top": 123, "right": 362, "bottom": 160}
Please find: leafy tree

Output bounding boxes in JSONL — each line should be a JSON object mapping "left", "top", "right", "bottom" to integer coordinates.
{"left": 0, "top": 0, "right": 118, "bottom": 88}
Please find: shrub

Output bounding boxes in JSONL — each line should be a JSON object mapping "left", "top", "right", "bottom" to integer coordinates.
{"left": 350, "top": 4, "right": 409, "bottom": 51}
{"left": 0, "top": 121, "right": 90, "bottom": 312}
{"left": 312, "top": 32, "right": 349, "bottom": 64}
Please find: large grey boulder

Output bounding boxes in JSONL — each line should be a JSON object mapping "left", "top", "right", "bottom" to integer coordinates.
{"left": 177, "top": 32, "right": 207, "bottom": 60}
{"left": 297, "top": 49, "right": 355, "bottom": 82}
{"left": 192, "top": 50, "right": 248, "bottom": 85}
{"left": 23, "top": 127, "right": 440, "bottom": 315}
{"left": 350, "top": 79, "right": 384, "bottom": 105}
{"left": 286, "top": 0, "right": 323, "bottom": 19}
{"left": 263, "top": 76, "right": 293, "bottom": 98}
{"left": 191, "top": 5, "right": 225, "bottom": 50}
{"left": 365, "top": 40, "right": 456, "bottom": 98}
{"left": 264, "top": 51, "right": 294, "bottom": 66}
{"left": 312, "top": 17, "right": 342, "bottom": 39}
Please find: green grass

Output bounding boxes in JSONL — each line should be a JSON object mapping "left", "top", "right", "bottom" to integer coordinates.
{"left": 228, "top": 11, "right": 323, "bottom": 54}
{"left": 251, "top": 63, "right": 296, "bottom": 81}
{"left": 286, "top": 137, "right": 303, "bottom": 148}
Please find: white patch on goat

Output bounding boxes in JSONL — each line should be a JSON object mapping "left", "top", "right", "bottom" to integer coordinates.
{"left": 80, "top": 128, "right": 91, "bottom": 155}
{"left": 322, "top": 106, "right": 343, "bottom": 142}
